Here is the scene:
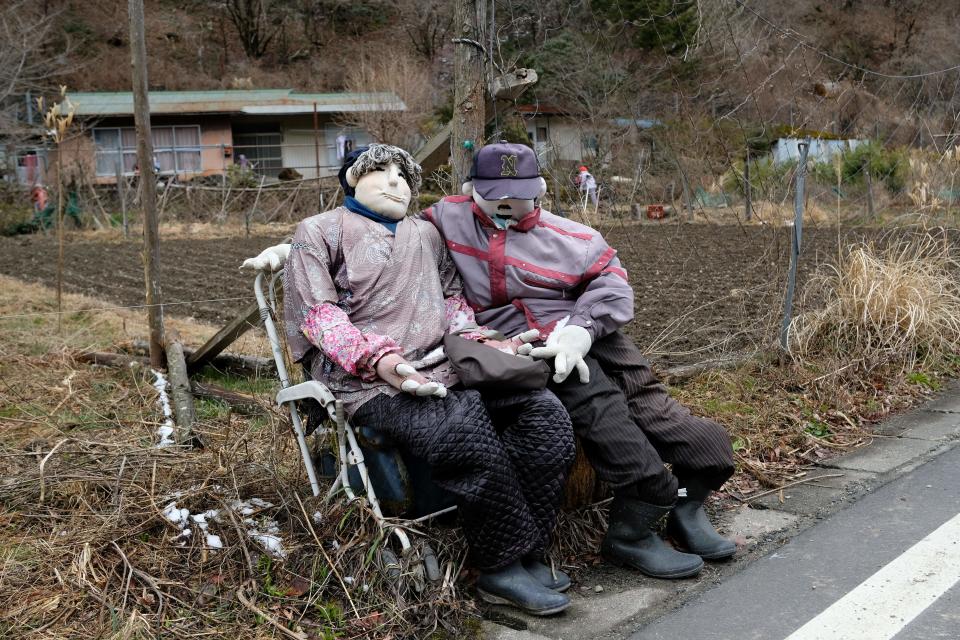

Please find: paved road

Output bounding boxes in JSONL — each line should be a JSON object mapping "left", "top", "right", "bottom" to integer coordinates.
{"left": 631, "top": 444, "right": 960, "bottom": 640}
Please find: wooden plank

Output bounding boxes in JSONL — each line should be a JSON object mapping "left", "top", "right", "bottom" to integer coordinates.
{"left": 76, "top": 351, "right": 149, "bottom": 368}
{"left": 190, "top": 381, "right": 265, "bottom": 416}
{"left": 165, "top": 330, "right": 196, "bottom": 445}
{"left": 186, "top": 301, "right": 263, "bottom": 374}
{"left": 131, "top": 340, "right": 275, "bottom": 376}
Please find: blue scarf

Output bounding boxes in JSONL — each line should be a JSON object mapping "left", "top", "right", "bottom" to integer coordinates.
{"left": 344, "top": 196, "right": 399, "bottom": 234}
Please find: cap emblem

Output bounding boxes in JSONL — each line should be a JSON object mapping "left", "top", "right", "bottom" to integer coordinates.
{"left": 500, "top": 154, "right": 518, "bottom": 177}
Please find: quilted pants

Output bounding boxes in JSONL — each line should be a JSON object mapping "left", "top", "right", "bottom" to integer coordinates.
{"left": 548, "top": 330, "right": 735, "bottom": 505}
{"left": 352, "top": 388, "right": 575, "bottom": 571}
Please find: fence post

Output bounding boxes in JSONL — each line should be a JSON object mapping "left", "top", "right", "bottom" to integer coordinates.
{"left": 681, "top": 172, "right": 693, "bottom": 222}
{"left": 129, "top": 0, "right": 165, "bottom": 368}
{"left": 313, "top": 101, "right": 321, "bottom": 212}
{"left": 864, "top": 168, "right": 876, "bottom": 219}
{"left": 116, "top": 162, "right": 129, "bottom": 238}
{"left": 744, "top": 150, "right": 752, "bottom": 221}
{"left": 780, "top": 140, "right": 810, "bottom": 353}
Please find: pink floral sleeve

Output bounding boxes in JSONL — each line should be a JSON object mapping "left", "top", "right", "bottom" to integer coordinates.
{"left": 444, "top": 293, "right": 488, "bottom": 340}
{"left": 302, "top": 303, "right": 400, "bottom": 381}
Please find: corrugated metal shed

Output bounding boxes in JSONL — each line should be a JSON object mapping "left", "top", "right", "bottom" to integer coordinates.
{"left": 68, "top": 90, "right": 404, "bottom": 116}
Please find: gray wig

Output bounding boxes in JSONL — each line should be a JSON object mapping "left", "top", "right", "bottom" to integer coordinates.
{"left": 348, "top": 143, "right": 423, "bottom": 195}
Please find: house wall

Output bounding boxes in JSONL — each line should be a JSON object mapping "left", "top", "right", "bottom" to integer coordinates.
{"left": 772, "top": 137, "right": 866, "bottom": 165}
{"left": 82, "top": 114, "right": 234, "bottom": 184}
{"left": 75, "top": 112, "right": 375, "bottom": 184}
{"left": 199, "top": 116, "right": 232, "bottom": 177}
{"left": 524, "top": 115, "right": 587, "bottom": 165}
{"left": 277, "top": 116, "right": 372, "bottom": 179}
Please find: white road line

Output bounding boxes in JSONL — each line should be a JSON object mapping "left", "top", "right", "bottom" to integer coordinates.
{"left": 785, "top": 511, "right": 960, "bottom": 640}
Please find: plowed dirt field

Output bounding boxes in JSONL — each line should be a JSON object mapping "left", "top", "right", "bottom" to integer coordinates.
{"left": 0, "top": 224, "right": 872, "bottom": 366}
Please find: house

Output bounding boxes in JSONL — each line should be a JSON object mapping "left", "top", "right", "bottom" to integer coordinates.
{"left": 14, "top": 89, "right": 404, "bottom": 185}
{"left": 517, "top": 104, "right": 586, "bottom": 164}
{"left": 516, "top": 103, "right": 661, "bottom": 168}
{"left": 771, "top": 137, "right": 866, "bottom": 165}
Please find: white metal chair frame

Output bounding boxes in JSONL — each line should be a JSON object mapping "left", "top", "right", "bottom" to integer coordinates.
{"left": 254, "top": 270, "right": 452, "bottom": 580}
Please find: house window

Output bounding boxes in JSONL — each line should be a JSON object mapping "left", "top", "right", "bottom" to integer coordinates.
{"left": 233, "top": 131, "right": 283, "bottom": 178}
{"left": 93, "top": 126, "right": 202, "bottom": 176}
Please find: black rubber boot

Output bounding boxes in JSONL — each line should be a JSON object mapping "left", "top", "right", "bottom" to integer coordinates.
{"left": 522, "top": 555, "right": 571, "bottom": 592}
{"left": 600, "top": 494, "right": 703, "bottom": 579}
{"left": 476, "top": 560, "right": 571, "bottom": 615}
{"left": 667, "top": 477, "right": 736, "bottom": 560}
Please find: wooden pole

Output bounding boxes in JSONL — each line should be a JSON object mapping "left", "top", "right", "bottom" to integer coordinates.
{"left": 451, "top": 0, "right": 487, "bottom": 188}
{"left": 129, "top": 0, "right": 165, "bottom": 369}
{"left": 781, "top": 141, "right": 810, "bottom": 352}
{"left": 864, "top": 168, "right": 876, "bottom": 220}
{"left": 56, "top": 147, "right": 64, "bottom": 332}
{"left": 313, "top": 101, "right": 321, "bottom": 211}
{"left": 744, "top": 150, "right": 752, "bottom": 221}
{"left": 117, "top": 163, "right": 129, "bottom": 238}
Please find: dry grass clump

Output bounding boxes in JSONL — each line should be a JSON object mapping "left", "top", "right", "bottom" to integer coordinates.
{"left": 788, "top": 231, "right": 960, "bottom": 375}
{"left": 0, "top": 278, "right": 479, "bottom": 640}
{"left": 0, "top": 361, "right": 478, "bottom": 640}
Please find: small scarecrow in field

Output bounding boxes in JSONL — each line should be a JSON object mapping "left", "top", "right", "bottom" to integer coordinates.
{"left": 245, "top": 142, "right": 737, "bottom": 581}
{"left": 575, "top": 164, "right": 598, "bottom": 207}
{"left": 258, "top": 143, "right": 576, "bottom": 615}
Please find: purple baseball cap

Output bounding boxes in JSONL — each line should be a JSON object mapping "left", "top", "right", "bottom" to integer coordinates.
{"left": 470, "top": 142, "right": 543, "bottom": 200}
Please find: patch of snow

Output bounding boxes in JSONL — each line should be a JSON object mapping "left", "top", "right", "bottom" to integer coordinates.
{"left": 162, "top": 502, "right": 190, "bottom": 525}
{"left": 151, "top": 369, "right": 176, "bottom": 447}
{"left": 247, "top": 518, "right": 287, "bottom": 559}
{"left": 162, "top": 493, "right": 287, "bottom": 557}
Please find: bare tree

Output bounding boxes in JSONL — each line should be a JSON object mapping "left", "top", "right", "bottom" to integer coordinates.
{"left": 224, "top": 0, "right": 278, "bottom": 59}
{"left": 399, "top": 0, "right": 452, "bottom": 62}
{"left": 0, "top": 2, "right": 62, "bottom": 140}
{"left": 337, "top": 53, "right": 438, "bottom": 152}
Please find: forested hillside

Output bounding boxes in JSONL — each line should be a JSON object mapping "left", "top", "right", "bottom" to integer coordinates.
{"left": 33, "top": 0, "right": 960, "bottom": 141}
{"left": 5, "top": 0, "right": 960, "bottom": 198}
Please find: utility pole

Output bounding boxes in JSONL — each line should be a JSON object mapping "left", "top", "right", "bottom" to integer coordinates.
{"left": 129, "top": 0, "right": 165, "bottom": 368}
{"left": 451, "top": 0, "right": 487, "bottom": 188}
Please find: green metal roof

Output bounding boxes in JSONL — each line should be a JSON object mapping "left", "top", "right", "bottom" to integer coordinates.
{"left": 67, "top": 89, "right": 404, "bottom": 116}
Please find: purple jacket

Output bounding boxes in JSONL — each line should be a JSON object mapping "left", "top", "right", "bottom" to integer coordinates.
{"left": 422, "top": 196, "right": 634, "bottom": 340}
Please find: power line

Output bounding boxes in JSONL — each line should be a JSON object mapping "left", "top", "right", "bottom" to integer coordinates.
{"left": 736, "top": 0, "right": 960, "bottom": 80}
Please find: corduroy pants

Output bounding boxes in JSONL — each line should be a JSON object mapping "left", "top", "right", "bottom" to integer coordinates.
{"left": 352, "top": 387, "right": 575, "bottom": 571}
{"left": 548, "top": 330, "right": 735, "bottom": 505}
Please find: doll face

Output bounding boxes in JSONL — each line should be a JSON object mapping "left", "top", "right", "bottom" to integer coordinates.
{"left": 463, "top": 178, "right": 546, "bottom": 220}
{"left": 353, "top": 161, "right": 412, "bottom": 220}
{"left": 472, "top": 191, "right": 536, "bottom": 220}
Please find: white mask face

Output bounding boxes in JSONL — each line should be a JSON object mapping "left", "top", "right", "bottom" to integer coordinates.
{"left": 353, "top": 161, "right": 412, "bottom": 220}
{"left": 462, "top": 178, "right": 546, "bottom": 221}
{"left": 472, "top": 192, "right": 536, "bottom": 220}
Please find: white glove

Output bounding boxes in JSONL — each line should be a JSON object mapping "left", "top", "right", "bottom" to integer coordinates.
{"left": 240, "top": 243, "right": 290, "bottom": 272}
{"left": 396, "top": 363, "right": 448, "bottom": 398}
{"left": 484, "top": 329, "right": 541, "bottom": 355}
{"left": 525, "top": 324, "right": 592, "bottom": 384}
{"left": 512, "top": 329, "right": 542, "bottom": 351}
{"left": 375, "top": 354, "right": 447, "bottom": 398}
